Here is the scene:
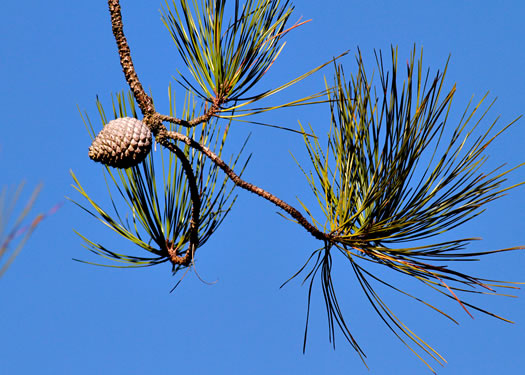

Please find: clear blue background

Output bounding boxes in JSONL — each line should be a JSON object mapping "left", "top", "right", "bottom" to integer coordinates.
{"left": 1, "top": 1, "right": 524, "bottom": 374}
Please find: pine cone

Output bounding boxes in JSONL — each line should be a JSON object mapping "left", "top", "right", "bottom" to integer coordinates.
{"left": 88, "top": 117, "right": 152, "bottom": 169}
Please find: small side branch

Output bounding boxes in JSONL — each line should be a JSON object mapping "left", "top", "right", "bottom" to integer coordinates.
{"left": 156, "top": 97, "right": 223, "bottom": 128}
{"left": 165, "top": 129, "right": 332, "bottom": 243}
{"left": 158, "top": 139, "right": 201, "bottom": 267}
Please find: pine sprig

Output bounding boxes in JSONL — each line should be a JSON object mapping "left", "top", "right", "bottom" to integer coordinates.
{"left": 161, "top": 0, "right": 346, "bottom": 122}
{"left": 73, "top": 2, "right": 525, "bottom": 372}
{"left": 292, "top": 47, "right": 524, "bottom": 372}
{"left": 71, "top": 90, "right": 248, "bottom": 274}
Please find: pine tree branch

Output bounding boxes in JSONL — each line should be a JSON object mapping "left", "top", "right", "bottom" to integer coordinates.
{"left": 83, "top": 2, "right": 523, "bottom": 370}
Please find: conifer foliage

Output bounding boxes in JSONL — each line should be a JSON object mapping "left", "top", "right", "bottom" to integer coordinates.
{"left": 72, "top": 1, "right": 524, "bottom": 372}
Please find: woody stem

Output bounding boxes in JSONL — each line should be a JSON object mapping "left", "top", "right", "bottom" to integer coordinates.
{"left": 165, "top": 130, "right": 333, "bottom": 243}
{"left": 159, "top": 137, "right": 201, "bottom": 266}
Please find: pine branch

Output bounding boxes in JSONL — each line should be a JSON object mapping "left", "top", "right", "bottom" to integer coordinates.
{"left": 85, "top": 2, "right": 525, "bottom": 371}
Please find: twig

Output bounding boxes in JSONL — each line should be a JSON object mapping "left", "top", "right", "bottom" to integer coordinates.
{"left": 161, "top": 141, "right": 200, "bottom": 266}
{"left": 164, "top": 129, "right": 333, "bottom": 242}
{"left": 156, "top": 97, "right": 223, "bottom": 128}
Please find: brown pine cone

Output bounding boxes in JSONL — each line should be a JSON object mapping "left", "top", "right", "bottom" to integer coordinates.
{"left": 88, "top": 117, "right": 152, "bottom": 169}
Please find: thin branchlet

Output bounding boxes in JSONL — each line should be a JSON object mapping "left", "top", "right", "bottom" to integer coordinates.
{"left": 164, "top": 129, "right": 334, "bottom": 242}
{"left": 159, "top": 140, "right": 200, "bottom": 266}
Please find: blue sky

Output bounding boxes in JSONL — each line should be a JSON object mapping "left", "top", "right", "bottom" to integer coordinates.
{"left": 1, "top": 1, "right": 524, "bottom": 374}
